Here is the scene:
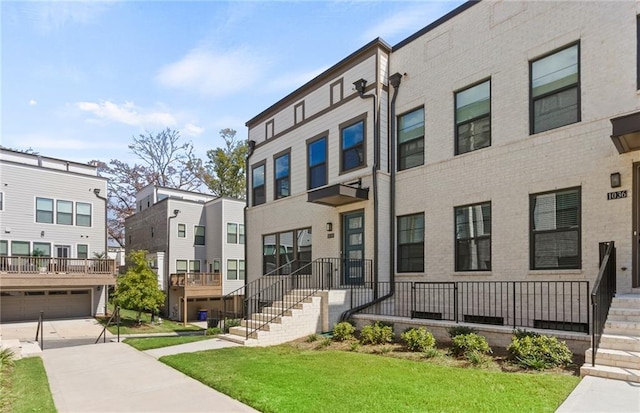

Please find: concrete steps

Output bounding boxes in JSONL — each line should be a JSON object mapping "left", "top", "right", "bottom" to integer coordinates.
{"left": 0, "top": 339, "right": 42, "bottom": 359}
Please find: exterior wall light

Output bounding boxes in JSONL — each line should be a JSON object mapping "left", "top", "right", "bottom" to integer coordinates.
{"left": 326, "top": 222, "right": 333, "bottom": 232}
{"left": 610, "top": 172, "right": 621, "bottom": 188}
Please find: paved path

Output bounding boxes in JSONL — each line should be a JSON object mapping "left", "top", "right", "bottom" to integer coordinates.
{"left": 43, "top": 342, "right": 258, "bottom": 413}
{"left": 556, "top": 376, "right": 640, "bottom": 412}
{"left": 144, "top": 337, "right": 239, "bottom": 358}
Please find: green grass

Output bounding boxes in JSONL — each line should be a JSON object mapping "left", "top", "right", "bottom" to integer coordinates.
{"left": 5, "top": 357, "right": 56, "bottom": 413}
{"left": 161, "top": 345, "right": 579, "bottom": 413}
{"left": 125, "top": 335, "right": 214, "bottom": 351}
{"left": 98, "top": 305, "right": 202, "bottom": 335}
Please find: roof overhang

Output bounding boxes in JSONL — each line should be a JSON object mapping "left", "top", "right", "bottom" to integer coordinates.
{"left": 307, "top": 184, "right": 369, "bottom": 207}
{"left": 611, "top": 111, "right": 640, "bottom": 154}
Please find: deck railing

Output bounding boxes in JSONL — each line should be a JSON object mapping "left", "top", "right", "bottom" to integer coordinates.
{"left": 169, "top": 272, "right": 221, "bottom": 287}
{"left": 0, "top": 256, "right": 116, "bottom": 275}
{"left": 590, "top": 241, "right": 616, "bottom": 366}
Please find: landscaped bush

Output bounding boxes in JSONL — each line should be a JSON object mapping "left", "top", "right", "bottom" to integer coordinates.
{"left": 401, "top": 327, "right": 436, "bottom": 352}
{"left": 447, "top": 325, "right": 477, "bottom": 339}
{"left": 359, "top": 322, "right": 394, "bottom": 345}
{"left": 333, "top": 322, "right": 356, "bottom": 341}
{"left": 306, "top": 333, "right": 320, "bottom": 343}
{"left": 450, "top": 333, "right": 492, "bottom": 358}
{"left": 223, "top": 318, "right": 241, "bottom": 333}
{"left": 508, "top": 334, "right": 573, "bottom": 370}
{"left": 206, "top": 327, "right": 222, "bottom": 336}
{"left": 513, "top": 328, "right": 540, "bottom": 340}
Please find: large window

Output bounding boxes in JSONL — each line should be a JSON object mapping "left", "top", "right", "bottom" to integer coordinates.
{"left": 227, "top": 259, "right": 238, "bottom": 280}
{"left": 194, "top": 226, "right": 205, "bottom": 245}
{"left": 252, "top": 163, "right": 266, "bottom": 206}
{"left": 57, "top": 200, "right": 73, "bottom": 225}
{"left": 274, "top": 152, "right": 290, "bottom": 199}
{"left": 76, "top": 202, "right": 92, "bottom": 227}
{"left": 455, "top": 202, "right": 491, "bottom": 271}
{"left": 33, "top": 242, "right": 51, "bottom": 257}
{"left": 178, "top": 224, "right": 186, "bottom": 238}
{"left": 308, "top": 136, "right": 327, "bottom": 189}
{"left": 176, "top": 260, "right": 188, "bottom": 273}
{"left": 227, "top": 223, "right": 238, "bottom": 244}
{"left": 189, "top": 260, "right": 201, "bottom": 273}
{"left": 36, "top": 197, "right": 53, "bottom": 223}
{"left": 398, "top": 107, "right": 425, "bottom": 170}
{"left": 263, "top": 228, "right": 312, "bottom": 275}
{"left": 456, "top": 80, "right": 490, "bottom": 154}
{"left": 11, "top": 241, "right": 30, "bottom": 256}
{"left": 397, "top": 213, "right": 424, "bottom": 273}
{"left": 530, "top": 43, "right": 580, "bottom": 134}
{"left": 341, "top": 119, "right": 365, "bottom": 172}
{"left": 530, "top": 187, "right": 581, "bottom": 270}
{"left": 77, "top": 244, "right": 88, "bottom": 259}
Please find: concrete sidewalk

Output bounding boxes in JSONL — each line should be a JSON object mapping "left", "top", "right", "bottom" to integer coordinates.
{"left": 43, "top": 342, "right": 258, "bottom": 413}
{"left": 556, "top": 376, "right": 640, "bottom": 412}
{"left": 144, "top": 337, "right": 239, "bottom": 359}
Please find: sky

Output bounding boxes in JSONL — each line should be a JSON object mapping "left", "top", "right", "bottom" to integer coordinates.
{"left": 1, "top": 0, "right": 465, "bottom": 165}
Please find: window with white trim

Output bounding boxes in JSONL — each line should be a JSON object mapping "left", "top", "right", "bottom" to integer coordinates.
{"left": 76, "top": 202, "right": 92, "bottom": 227}
{"left": 36, "top": 197, "right": 53, "bottom": 223}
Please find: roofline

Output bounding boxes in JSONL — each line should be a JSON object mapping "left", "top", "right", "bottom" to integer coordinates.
{"left": 0, "top": 147, "right": 98, "bottom": 169}
{"left": 246, "top": 37, "right": 392, "bottom": 127}
{"left": 393, "top": 0, "right": 481, "bottom": 51}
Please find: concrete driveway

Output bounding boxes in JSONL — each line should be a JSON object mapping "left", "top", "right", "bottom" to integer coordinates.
{"left": 0, "top": 318, "right": 110, "bottom": 349}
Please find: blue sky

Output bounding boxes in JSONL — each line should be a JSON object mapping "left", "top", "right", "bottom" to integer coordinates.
{"left": 1, "top": 0, "right": 464, "bottom": 164}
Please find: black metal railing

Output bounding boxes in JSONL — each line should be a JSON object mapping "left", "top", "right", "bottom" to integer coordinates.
{"left": 591, "top": 241, "right": 616, "bottom": 366}
{"left": 95, "top": 306, "right": 120, "bottom": 344}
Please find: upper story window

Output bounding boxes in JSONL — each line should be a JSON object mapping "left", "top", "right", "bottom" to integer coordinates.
{"left": 239, "top": 224, "right": 245, "bottom": 244}
{"left": 194, "top": 226, "right": 205, "bottom": 245}
{"left": 57, "top": 200, "right": 73, "bottom": 225}
{"left": 308, "top": 136, "right": 327, "bottom": 189}
{"left": 455, "top": 80, "right": 491, "bottom": 154}
{"left": 0, "top": 240, "right": 7, "bottom": 256}
{"left": 274, "top": 152, "right": 290, "bottom": 199}
{"left": 398, "top": 107, "right": 425, "bottom": 170}
{"left": 177, "top": 223, "right": 186, "bottom": 238}
{"left": 455, "top": 202, "right": 491, "bottom": 271}
{"left": 530, "top": 187, "right": 581, "bottom": 270}
{"left": 0, "top": 192, "right": 3, "bottom": 211}
{"left": 36, "top": 197, "right": 54, "bottom": 223}
{"left": 227, "top": 259, "right": 238, "bottom": 280}
{"left": 397, "top": 213, "right": 424, "bottom": 273}
{"left": 227, "top": 223, "right": 238, "bottom": 244}
{"left": 176, "top": 260, "right": 187, "bottom": 274}
{"left": 530, "top": 43, "right": 580, "bottom": 134}
{"left": 252, "top": 163, "right": 266, "bottom": 206}
{"left": 341, "top": 119, "right": 365, "bottom": 172}
{"left": 189, "top": 260, "right": 201, "bottom": 273}
{"left": 76, "top": 202, "right": 92, "bottom": 227}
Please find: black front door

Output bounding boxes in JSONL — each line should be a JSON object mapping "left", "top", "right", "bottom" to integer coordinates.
{"left": 342, "top": 211, "right": 365, "bottom": 285}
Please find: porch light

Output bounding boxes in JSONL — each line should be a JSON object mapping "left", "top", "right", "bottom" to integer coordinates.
{"left": 326, "top": 222, "right": 333, "bottom": 232}
{"left": 353, "top": 79, "right": 367, "bottom": 95}
{"left": 610, "top": 172, "right": 621, "bottom": 188}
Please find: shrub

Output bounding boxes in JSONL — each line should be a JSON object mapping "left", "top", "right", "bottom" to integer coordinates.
{"left": 447, "top": 325, "right": 477, "bottom": 339}
{"left": 465, "top": 349, "right": 492, "bottom": 368}
{"left": 349, "top": 342, "right": 360, "bottom": 352}
{"left": 359, "top": 322, "right": 394, "bottom": 345}
{"left": 223, "top": 318, "right": 241, "bottom": 333}
{"left": 450, "top": 333, "right": 492, "bottom": 357}
{"left": 513, "top": 328, "right": 540, "bottom": 340}
{"left": 401, "top": 327, "right": 436, "bottom": 352}
{"left": 508, "top": 334, "right": 573, "bottom": 370}
{"left": 206, "top": 327, "right": 222, "bottom": 336}
{"left": 306, "top": 333, "right": 319, "bottom": 343}
{"left": 423, "top": 347, "right": 440, "bottom": 359}
{"left": 333, "top": 322, "right": 356, "bottom": 341}
{"left": 316, "top": 337, "right": 332, "bottom": 349}
{"left": 0, "top": 348, "right": 14, "bottom": 369}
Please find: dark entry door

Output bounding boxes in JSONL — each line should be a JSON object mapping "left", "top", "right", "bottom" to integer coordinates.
{"left": 342, "top": 211, "right": 365, "bottom": 285}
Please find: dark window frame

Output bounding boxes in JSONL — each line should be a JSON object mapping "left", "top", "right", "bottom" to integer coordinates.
{"left": 529, "top": 42, "right": 581, "bottom": 135}
{"left": 397, "top": 106, "right": 425, "bottom": 171}
{"left": 397, "top": 213, "right": 425, "bottom": 273}
{"left": 227, "top": 223, "right": 238, "bottom": 244}
{"left": 177, "top": 223, "right": 186, "bottom": 238}
{"left": 529, "top": 186, "right": 581, "bottom": 270}
{"left": 307, "top": 133, "right": 328, "bottom": 189}
{"left": 194, "top": 225, "right": 205, "bottom": 246}
{"left": 227, "top": 259, "right": 238, "bottom": 280}
{"left": 339, "top": 114, "right": 367, "bottom": 174}
{"left": 176, "top": 259, "right": 188, "bottom": 274}
{"left": 252, "top": 161, "right": 266, "bottom": 206}
{"left": 262, "top": 227, "right": 312, "bottom": 275}
{"left": 77, "top": 244, "right": 88, "bottom": 259}
{"left": 454, "top": 201, "right": 492, "bottom": 272}
{"left": 273, "top": 149, "right": 291, "bottom": 200}
{"left": 455, "top": 78, "right": 491, "bottom": 155}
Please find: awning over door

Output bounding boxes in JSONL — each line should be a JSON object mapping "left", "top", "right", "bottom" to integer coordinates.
{"left": 307, "top": 184, "right": 369, "bottom": 207}
{"left": 611, "top": 111, "right": 640, "bottom": 154}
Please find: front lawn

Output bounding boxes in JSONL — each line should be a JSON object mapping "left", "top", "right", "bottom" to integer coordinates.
{"left": 3, "top": 357, "right": 56, "bottom": 413}
{"left": 161, "top": 345, "right": 580, "bottom": 413}
{"left": 125, "top": 335, "right": 213, "bottom": 351}
{"left": 97, "top": 305, "right": 202, "bottom": 335}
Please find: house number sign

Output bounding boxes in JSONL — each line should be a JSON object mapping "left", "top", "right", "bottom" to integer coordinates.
{"left": 607, "top": 190, "right": 627, "bottom": 200}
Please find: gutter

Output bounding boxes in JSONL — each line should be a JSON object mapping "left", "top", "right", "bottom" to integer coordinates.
{"left": 244, "top": 140, "right": 256, "bottom": 291}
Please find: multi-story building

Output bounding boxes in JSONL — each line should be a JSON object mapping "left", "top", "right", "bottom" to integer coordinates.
{"left": 0, "top": 148, "right": 115, "bottom": 322}
{"left": 240, "top": 0, "right": 640, "bottom": 376}
{"left": 125, "top": 185, "right": 244, "bottom": 321}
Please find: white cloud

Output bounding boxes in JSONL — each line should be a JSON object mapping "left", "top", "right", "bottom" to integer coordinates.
{"left": 360, "top": 3, "right": 454, "bottom": 43}
{"left": 155, "top": 48, "right": 268, "bottom": 97}
{"left": 75, "top": 100, "right": 177, "bottom": 128}
{"left": 182, "top": 123, "right": 204, "bottom": 137}
{"left": 29, "top": 99, "right": 37, "bottom": 106}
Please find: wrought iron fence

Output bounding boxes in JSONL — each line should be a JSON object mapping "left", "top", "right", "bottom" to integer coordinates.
{"left": 590, "top": 241, "right": 616, "bottom": 365}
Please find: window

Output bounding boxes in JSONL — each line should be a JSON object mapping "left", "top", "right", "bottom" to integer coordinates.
{"left": 274, "top": 152, "right": 290, "bottom": 199}
{"left": 455, "top": 202, "right": 491, "bottom": 271}
{"left": 341, "top": 119, "right": 365, "bottom": 172}
{"left": 530, "top": 43, "right": 580, "bottom": 134}
{"left": 263, "top": 228, "right": 312, "bottom": 275}
{"left": 11, "top": 241, "right": 30, "bottom": 256}
{"left": 0, "top": 192, "right": 3, "bottom": 210}
{"left": 227, "top": 223, "right": 238, "bottom": 244}
{"left": 638, "top": 15, "right": 640, "bottom": 89}
{"left": 189, "top": 260, "right": 201, "bottom": 273}
{"left": 33, "top": 242, "right": 51, "bottom": 257}
{"left": 176, "top": 260, "right": 188, "bottom": 273}
{"left": 239, "top": 260, "right": 245, "bottom": 280}
{"left": 397, "top": 214, "right": 424, "bottom": 273}
{"left": 177, "top": 224, "right": 186, "bottom": 238}
{"left": 227, "top": 259, "right": 238, "bottom": 280}
{"left": 239, "top": 224, "right": 245, "bottom": 244}
{"left": 398, "top": 107, "right": 424, "bottom": 170}
{"left": 252, "top": 163, "right": 266, "bottom": 206}
{"left": 76, "top": 202, "right": 92, "bottom": 227}
{"left": 212, "top": 259, "right": 221, "bottom": 274}
{"left": 36, "top": 197, "right": 53, "bottom": 223}
{"left": 57, "top": 200, "right": 73, "bottom": 225}
{"left": 194, "top": 226, "right": 205, "bottom": 245}
{"left": 530, "top": 187, "right": 581, "bottom": 269}
{"left": 308, "top": 136, "right": 327, "bottom": 189}
{"left": 77, "top": 244, "right": 88, "bottom": 259}
{"left": 0, "top": 240, "right": 7, "bottom": 256}
{"left": 456, "top": 80, "right": 490, "bottom": 154}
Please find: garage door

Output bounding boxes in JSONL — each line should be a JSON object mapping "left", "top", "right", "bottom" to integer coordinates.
{"left": 0, "top": 290, "right": 91, "bottom": 322}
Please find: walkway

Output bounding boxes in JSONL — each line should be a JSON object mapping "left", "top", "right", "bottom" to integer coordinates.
{"left": 556, "top": 376, "right": 640, "bottom": 412}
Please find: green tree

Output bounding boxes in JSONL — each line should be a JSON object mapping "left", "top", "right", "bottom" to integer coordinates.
{"left": 192, "top": 128, "right": 248, "bottom": 199}
{"left": 113, "top": 250, "right": 165, "bottom": 323}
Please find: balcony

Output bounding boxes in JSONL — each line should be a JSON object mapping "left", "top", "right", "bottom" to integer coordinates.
{"left": 0, "top": 256, "right": 117, "bottom": 288}
{"left": 170, "top": 272, "right": 222, "bottom": 297}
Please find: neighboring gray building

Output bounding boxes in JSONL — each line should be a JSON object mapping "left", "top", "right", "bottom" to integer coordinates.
{"left": 0, "top": 148, "right": 116, "bottom": 322}
{"left": 125, "top": 184, "right": 244, "bottom": 321}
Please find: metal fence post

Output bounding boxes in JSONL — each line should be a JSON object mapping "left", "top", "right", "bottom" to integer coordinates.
{"left": 117, "top": 306, "right": 120, "bottom": 343}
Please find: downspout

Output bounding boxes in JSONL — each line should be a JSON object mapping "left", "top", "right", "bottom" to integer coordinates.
{"left": 93, "top": 188, "right": 108, "bottom": 316}
{"left": 244, "top": 140, "right": 256, "bottom": 290}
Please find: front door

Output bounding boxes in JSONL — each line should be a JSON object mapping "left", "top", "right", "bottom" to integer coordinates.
{"left": 342, "top": 211, "right": 365, "bottom": 285}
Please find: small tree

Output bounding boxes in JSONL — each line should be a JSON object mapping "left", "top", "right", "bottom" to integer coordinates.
{"left": 113, "top": 250, "right": 165, "bottom": 324}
